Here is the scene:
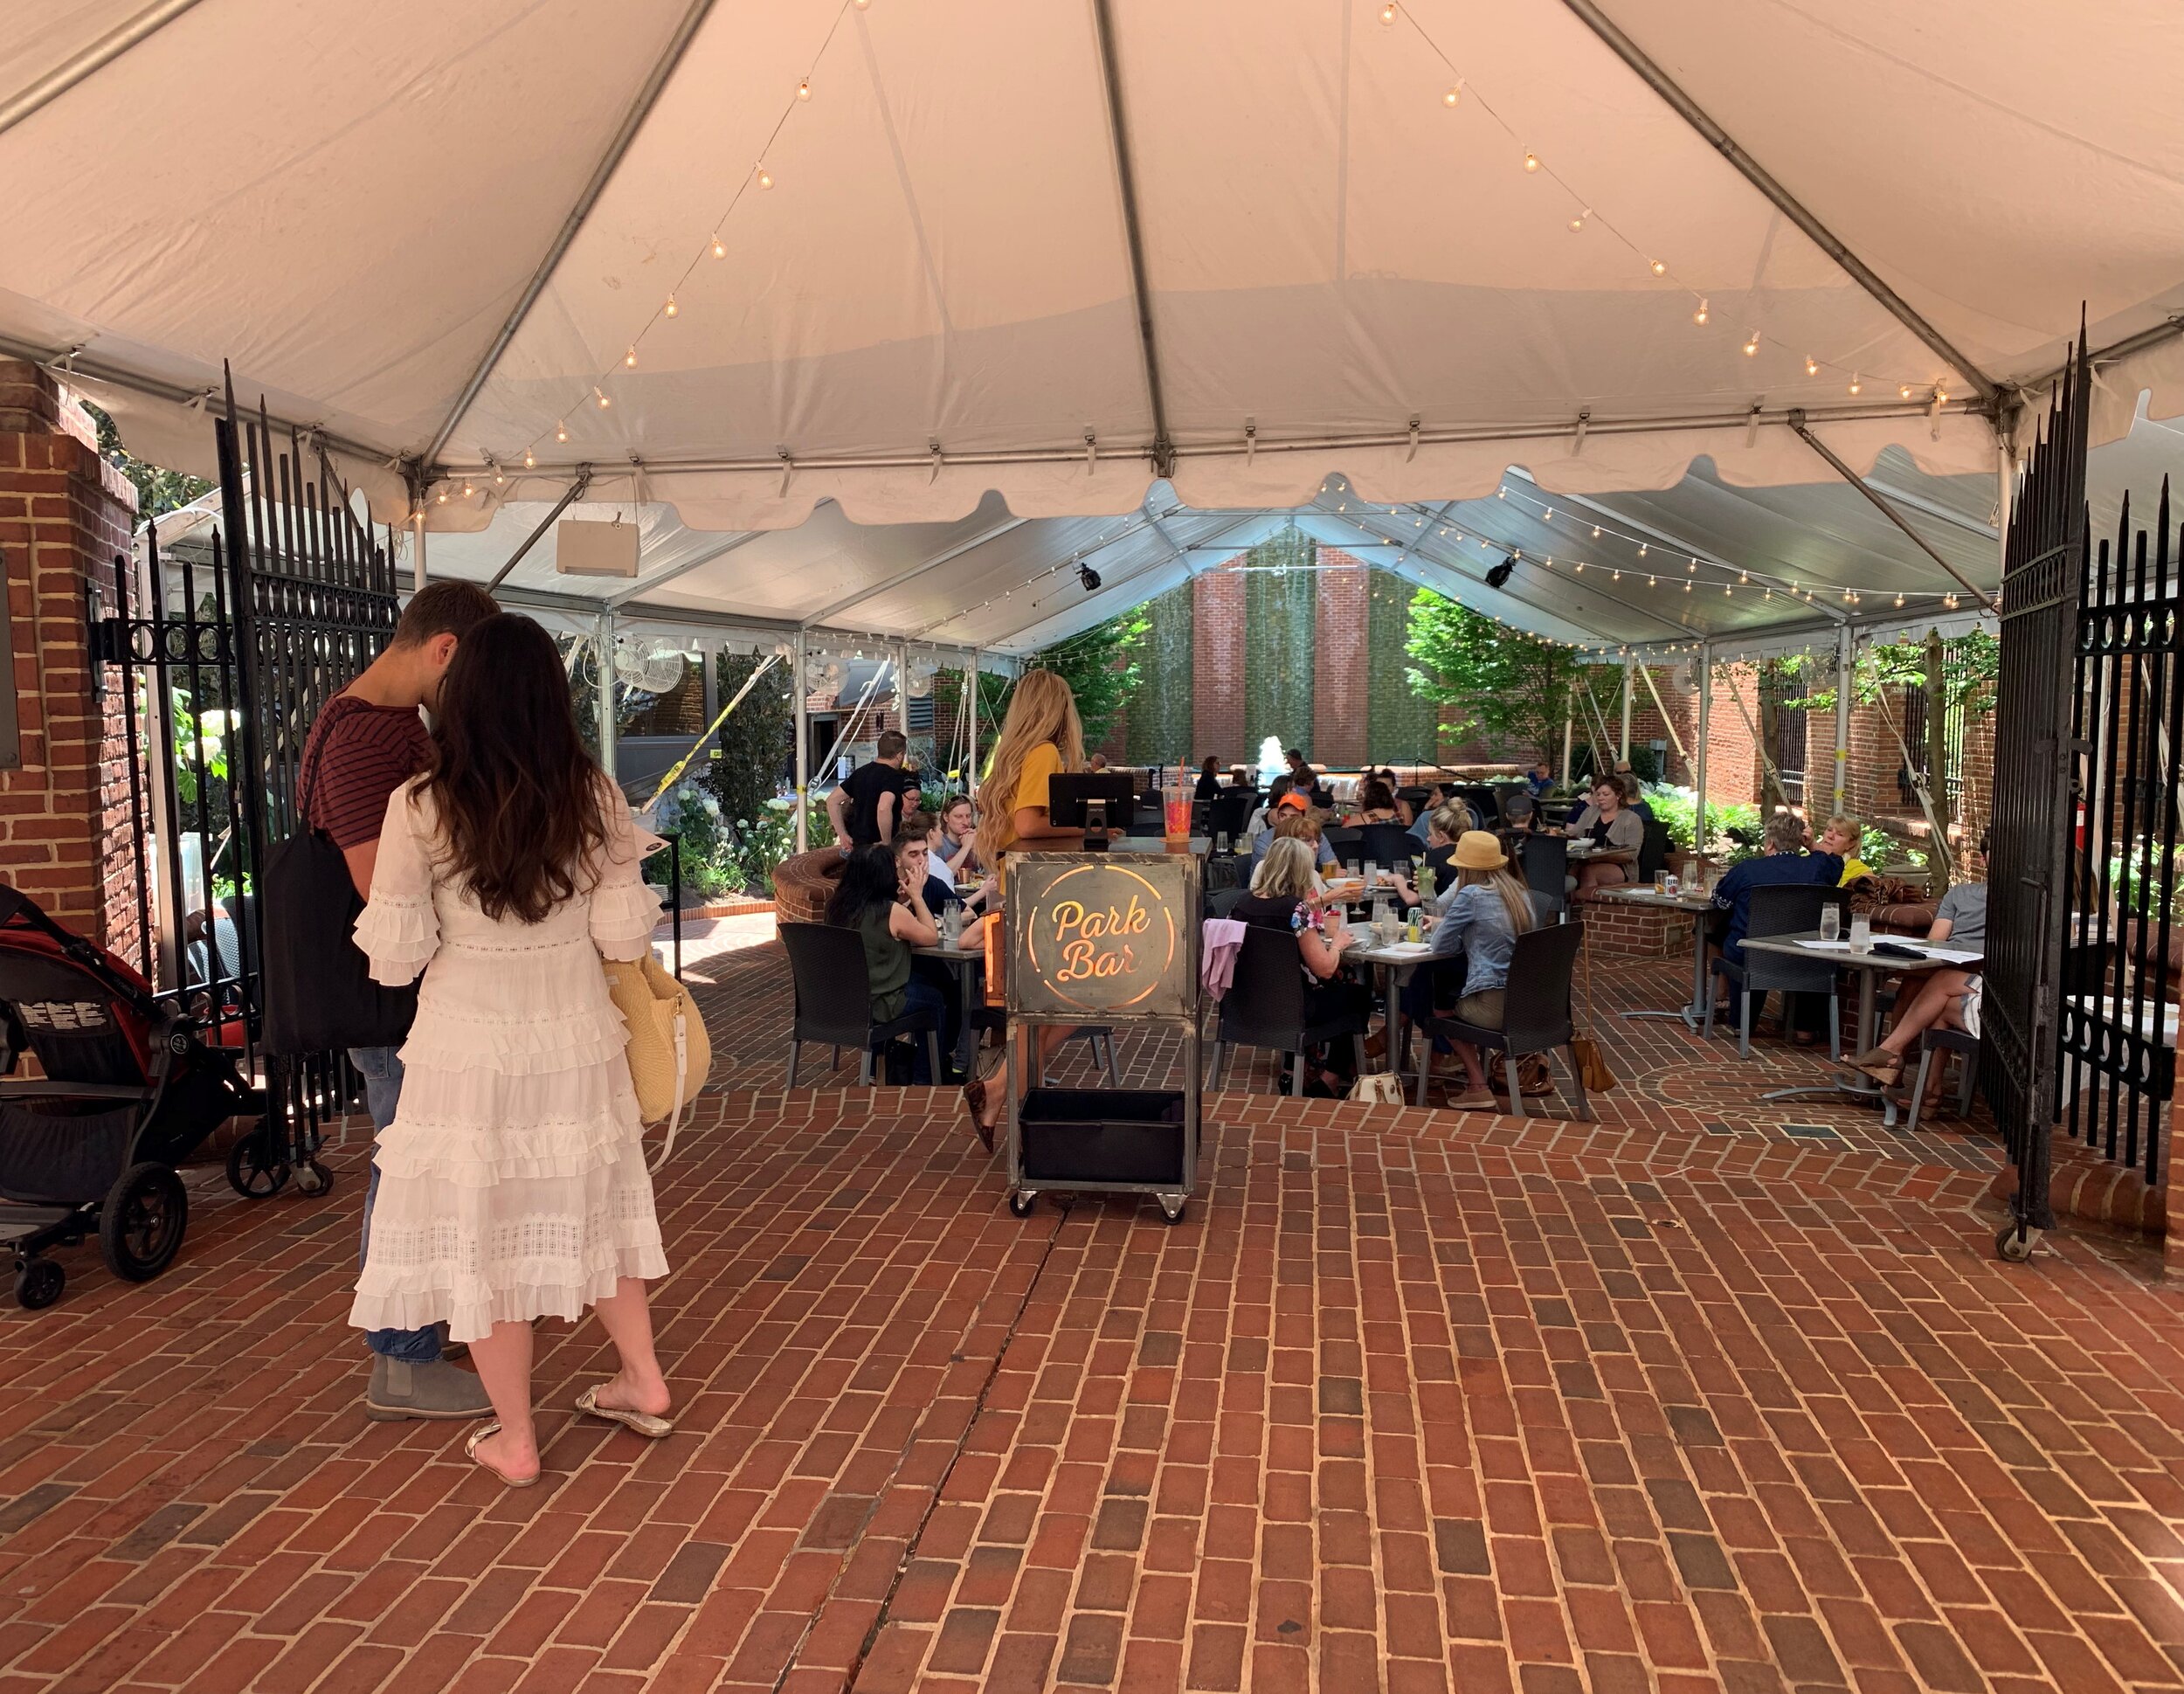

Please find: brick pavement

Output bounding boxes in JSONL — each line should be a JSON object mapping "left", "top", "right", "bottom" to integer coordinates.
{"left": 0, "top": 933, "right": 2179, "bottom": 1691}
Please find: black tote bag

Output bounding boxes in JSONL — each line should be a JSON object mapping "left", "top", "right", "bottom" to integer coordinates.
{"left": 259, "top": 731, "right": 418, "bottom": 1055}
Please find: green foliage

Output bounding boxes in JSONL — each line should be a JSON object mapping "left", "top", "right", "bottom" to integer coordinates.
{"left": 698, "top": 652, "right": 794, "bottom": 831}
{"left": 1242, "top": 526, "right": 1317, "bottom": 756}
{"left": 1643, "top": 784, "right": 1764, "bottom": 863}
{"left": 1782, "top": 630, "right": 1998, "bottom": 716}
{"left": 963, "top": 613, "right": 1150, "bottom": 769}
{"left": 84, "top": 402, "right": 211, "bottom": 522}
{"left": 650, "top": 784, "right": 811, "bottom": 899}
{"left": 1368, "top": 567, "right": 1438, "bottom": 764}
{"left": 1405, "top": 590, "right": 1584, "bottom": 764}
{"left": 168, "top": 688, "right": 233, "bottom": 810}
{"left": 1124, "top": 580, "right": 1193, "bottom": 764}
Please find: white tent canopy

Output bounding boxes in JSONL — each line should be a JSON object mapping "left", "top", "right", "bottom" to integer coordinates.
{"left": 10, "top": 0, "right": 2184, "bottom": 547}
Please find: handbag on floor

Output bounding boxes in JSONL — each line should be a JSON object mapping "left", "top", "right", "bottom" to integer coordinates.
{"left": 1572, "top": 930, "right": 1618, "bottom": 1094}
{"left": 603, "top": 953, "right": 711, "bottom": 1171}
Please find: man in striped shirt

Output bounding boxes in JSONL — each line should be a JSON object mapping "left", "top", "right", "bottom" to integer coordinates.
{"left": 299, "top": 580, "right": 499, "bottom": 1421}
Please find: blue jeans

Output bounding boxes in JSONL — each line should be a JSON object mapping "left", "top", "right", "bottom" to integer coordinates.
{"left": 349, "top": 1047, "right": 440, "bottom": 1365}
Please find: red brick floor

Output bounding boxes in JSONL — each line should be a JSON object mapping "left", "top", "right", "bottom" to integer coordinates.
{"left": 0, "top": 933, "right": 2179, "bottom": 1692}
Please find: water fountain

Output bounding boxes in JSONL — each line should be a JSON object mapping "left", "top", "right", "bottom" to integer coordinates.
{"left": 1256, "top": 735, "right": 1285, "bottom": 786}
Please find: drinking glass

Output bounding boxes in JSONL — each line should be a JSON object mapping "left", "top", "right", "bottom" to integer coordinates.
{"left": 1365, "top": 860, "right": 1379, "bottom": 890}
{"left": 1849, "top": 913, "right": 1872, "bottom": 953}
{"left": 1819, "top": 904, "right": 1840, "bottom": 944}
{"left": 1654, "top": 871, "right": 1671, "bottom": 894}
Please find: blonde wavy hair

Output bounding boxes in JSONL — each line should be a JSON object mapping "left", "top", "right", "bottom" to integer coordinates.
{"left": 1251, "top": 836, "right": 1317, "bottom": 900}
{"left": 976, "top": 668, "right": 1085, "bottom": 862}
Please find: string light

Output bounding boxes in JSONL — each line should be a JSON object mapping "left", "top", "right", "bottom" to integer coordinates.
{"left": 711, "top": 235, "right": 726, "bottom": 259}
{"left": 624, "top": 348, "right": 638, "bottom": 368}
{"left": 1524, "top": 152, "right": 1540, "bottom": 172}
{"left": 664, "top": 296, "right": 678, "bottom": 318}
{"left": 556, "top": 420, "right": 569, "bottom": 443}
{"left": 1805, "top": 356, "right": 1819, "bottom": 377}
{"left": 461, "top": 479, "right": 474, "bottom": 498}
{"left": 435, "top": 487, "right": 448, "bottom": 503}
{"left": 1693, "top": 298, "right": 1710, "bottom": 326}
{"left": 1899, "top": 384, "right": 1914, "bottom": 399}
{"left": 1649, "top": 259, "right": 1666, "bottom": 276}
{"left": 1743, "top": 331, "right": 1761, "bottom": 357}
{"left": 1590, "top": 525, "right": 1600, "bottom": 537}
{"left": 523, "top": 447, "right": 536, "bottom": 468}
{"left": 594, "top": 387, "right": 612, "bottom": 410}
{"left": 797, "top": 79, "right": 812, "bottom": 100}
{"left": 757, "top": 165, "right": 775, "bottom": 190}
{"left": 1443, "top": 83, "right": 1462, "bottom": 107}
{"left": 1848, "top": 374, "right": 1862, "bottom": 395}
{"left": 1568, "top": 211, "right": 1587, "bottom": 234}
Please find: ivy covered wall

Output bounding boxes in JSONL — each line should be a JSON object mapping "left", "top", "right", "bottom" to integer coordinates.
{"left": 1242, "top": 528, "right": 1317, "bottom": 757}
{"left": 1367, "top": 572, "right": 1439, "bottom": 764}
{"left": 1124, "top": 579, "right": 1196, "bottom": 764}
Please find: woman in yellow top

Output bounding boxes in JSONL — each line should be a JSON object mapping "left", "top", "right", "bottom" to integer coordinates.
{"left": 1817, "top": 815, "right": 1872, "bottom": 885}
{"left": 965, "top": 670, "right": 1086, "bottom": 1147}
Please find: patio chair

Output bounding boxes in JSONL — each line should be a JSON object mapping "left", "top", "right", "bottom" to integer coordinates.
{"left": 1413, "top": 920, "right": 1590, "bottom": 1119}
{"left": 1353, "top": 822, "right": 1414, "bottom": 873}
{"left": 1517, "top": 834, "right": 1567, "bottom": 919}
{"left": 1702, "top": 884, "right": 1846, "bottom": 1060}
{"left": 1207, "top": 792, "right": 1254, "bottom": 847}
{"left": 779, "top": 922, "right": 941, "bottom": 1086}
{"left": 1636, "top": 817, "right": 1673, "bottom": 886}
{"left": 1492, "top": 782, "right": 1528, "bottom": 822}
{"left": 1206, "top": 885, "right": 1248, "bottom": 921}
{"left": 1208, "top": 926, "right": 1369, "bottom": 1096}
{"left": 1324, "top": 826, "right": 1364, "bottom": 868}
{"left": 1905, "top": 1027, "right": 1980, "bottom": 1131}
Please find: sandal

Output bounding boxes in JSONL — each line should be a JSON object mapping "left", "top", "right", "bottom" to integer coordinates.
{"left": 963, "top": 1075, "right": 993, "bottom": 1153}
{"left": 575, "top": 1384, "right": 674, "bottom": 1441}
{"left": 466, "top": 1423, "right": 538, "bottom": 1488}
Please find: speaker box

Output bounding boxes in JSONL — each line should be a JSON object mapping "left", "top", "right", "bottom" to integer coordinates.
{"left": 555, "top": 518, "right": 639, "bottom": 577}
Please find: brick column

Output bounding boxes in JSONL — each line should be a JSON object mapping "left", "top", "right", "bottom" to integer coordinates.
{"left": 1312, "top": 551, "right": 1367, "bottom": 769}
{"left": 1192, "top": 566, "right": 1245, "bottom": 767}
{"left": 1705, "top": 663, "right": 1762, "bottom": 808}
{"left": 0, "top": 363, "right": 140, "bottom": 952}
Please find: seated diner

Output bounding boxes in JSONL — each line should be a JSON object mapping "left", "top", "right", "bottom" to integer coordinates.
{"left": 1400, "top": 830, "right": 1539, "bottom": 1110}
{"left": 826, "top": 842, "right": 948, "bottom": 1083}
{"left": 1560, "top": 776, "right": 1642, "bottom": 891}
{"left": 1233, "top": 837, "right": 1371, "bottom": 1094}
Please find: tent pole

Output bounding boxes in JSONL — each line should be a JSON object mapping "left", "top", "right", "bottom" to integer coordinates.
{"left": 596, "top": 611, "right": 618, "bottom": 781}
{"left": 897, "top": 639, "right": 912, "bottom": 778}
{"left": 411, "top": 509, "right": 428, "bottom": 587}
{"left": 1620, "top": 658, "right": 1634, "bottom": 761}
{"left": 1789, "top": 416, "right": 2001, "bottom": 613}
{"left": 793, "top": 634, "right": 809, "bottom": 854}
{"left": 0, "top": 0, "right": 210, "bottom": 139}
{"left": 1560, "top": 706, "right": 1574, "bottom": 788}
{"left": 1695, "top": 647, "right": 1711, "bottom": 861}
{"left": 1833, "top": 626, "right": 1854, "bottom": 819}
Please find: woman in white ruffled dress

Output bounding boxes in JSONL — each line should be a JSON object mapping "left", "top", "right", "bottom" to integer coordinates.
{"left": 349, "top": 612, "right": 672, "bottom": 1486}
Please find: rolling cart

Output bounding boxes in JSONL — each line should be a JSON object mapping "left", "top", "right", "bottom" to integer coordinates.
{"left": 1002, "top": 848, "right": 1202, "bottom": 1225}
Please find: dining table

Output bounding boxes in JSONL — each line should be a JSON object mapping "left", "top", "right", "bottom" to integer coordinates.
{"left": 1595, "top": 883, "right": 1718, "bottom": 1030}
{"left": 912, "top": 931, "right": 988, "bottom": 1075}
{"left": 1735, "top": 930, "right": 1983, "bottom": 1124}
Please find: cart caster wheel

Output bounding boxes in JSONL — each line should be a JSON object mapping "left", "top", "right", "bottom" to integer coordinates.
{"left": 13, "top": 1259, "right": 62, "bottom": 1310}
{"left": 1007, "top": 1191, "right": 1037, "bottom": 1218}
{"left": 225, "top": 1130, "right": 290, "bottom": 1200}
{"left": 293, "top": 1158, "right": 334, "bottom": 1198}
{"left": 1995, "top": 1223, "right": 2043, "bottom": 1262}
{"left": 100, "top": 1162, "right": 188, "bottom": 1283}
{"left": 1158, "top": 1196, "right": 1186, "bottom": 1225}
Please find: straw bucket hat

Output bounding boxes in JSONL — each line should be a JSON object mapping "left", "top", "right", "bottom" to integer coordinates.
{"left": 1451, "top": 830, "right": 1507, "bottom": 871}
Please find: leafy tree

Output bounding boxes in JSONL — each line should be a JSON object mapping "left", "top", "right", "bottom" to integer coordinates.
{"left": 84, "top": 402, "right": 211, "bottom": 521}
{"left": 958, "top": 612, "right": 1150, "bottom": 771}
{"left": 700, "top": 651, "right": 795, "bottom": 830}
{"left": 1403, "top": 589, "right": 1583, "bottom": 766}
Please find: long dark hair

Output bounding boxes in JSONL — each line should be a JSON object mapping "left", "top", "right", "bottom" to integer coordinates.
{"left": 419, "top": 612, "right": 610, "bottom": 923}
{"left": 826, "top": 844, "right": 899, "bottom": 928}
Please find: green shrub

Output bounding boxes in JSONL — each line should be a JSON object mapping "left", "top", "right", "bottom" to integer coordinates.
{"left": 1643, "top": 784, "right": 1764, "bottom": 864}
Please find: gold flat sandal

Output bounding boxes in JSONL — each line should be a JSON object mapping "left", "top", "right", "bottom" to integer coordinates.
{"left": 576, "top": 1384, "right": 674, "bottom": 1440}
{"left": 465, "top": 1422, "right": 539, "bottom": 1488}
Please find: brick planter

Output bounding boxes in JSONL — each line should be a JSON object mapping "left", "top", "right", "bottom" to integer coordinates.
{"left": 771, "top": 848, "right": 844, "bottom": 925}
{"left": 1575, "top": 892, "right": 1683, "bottom": 959}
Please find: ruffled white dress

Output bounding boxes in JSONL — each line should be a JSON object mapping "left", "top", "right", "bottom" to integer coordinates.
{"left": 347, "top": 777, "right": 669, "bottom": 1343}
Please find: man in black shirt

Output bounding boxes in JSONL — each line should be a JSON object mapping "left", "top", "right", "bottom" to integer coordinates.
{"left": 1284, "top": 748, "right": 1334, "bottom": 809}
{"left": 827, "top": 729, "right": 912, "bottom": 849}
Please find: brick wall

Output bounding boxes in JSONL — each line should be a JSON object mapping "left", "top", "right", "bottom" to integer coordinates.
{"left": 1311, "top": 553, "right": 1367, "bottom": 768}
{"left": 1704, "top": 664, "right": 1761, "bottom": 809}
{"left": 0, "top": 363, "right": 139, "bottom": 954}
{"left": 1192, "top": 567, "right": 1246, "bottom": 766}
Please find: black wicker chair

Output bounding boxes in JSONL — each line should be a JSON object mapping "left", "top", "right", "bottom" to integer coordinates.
{"left": 1703, "top": 883, "right": 1846, "bottom": 1059}
{"left": 779, "top": 922, "right": 942, "bottom": 1085}
{"left": 1209, "top": 926, "right": 1370, "bottom": 1096}
{"left": 1413, "top": 920, "right": 1590, "bottom": 1119}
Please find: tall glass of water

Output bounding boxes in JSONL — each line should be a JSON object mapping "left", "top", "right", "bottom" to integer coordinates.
{"left": 1819, "top": 904, "right": 1841, "bottom": 944}
{"left": 1849, "top": 913, "right": 1872, "bottom": 953}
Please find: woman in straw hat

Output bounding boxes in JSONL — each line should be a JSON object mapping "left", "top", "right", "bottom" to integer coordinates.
{"left": 1406, "top": 830, "right": 1539, "bottom": 1110}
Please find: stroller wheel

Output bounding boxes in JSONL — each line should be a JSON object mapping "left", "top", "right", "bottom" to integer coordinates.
{"left": 100, "top": 1162, "right": 188, "bottom": 1283}
{"left": 293, "top": 1158, "right": 334, "bottom": 1198}
{"left": 13, "top": 1259, "right": 62, "bottom": 1310}
{"left": 225, "top": 1130, "right": 291, "bottom": 1200}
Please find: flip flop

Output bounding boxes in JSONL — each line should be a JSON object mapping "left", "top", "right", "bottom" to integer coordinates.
{"left": 575, "top": 1384, "right": 674, "bottom": 1440}
{"left": 466, "top": 1422, "right": 539, "bottom": 1488}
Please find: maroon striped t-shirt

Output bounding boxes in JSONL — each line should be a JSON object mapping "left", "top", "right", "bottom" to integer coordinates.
{"left": 299, "top": 695, "right": 432, "bottom": 850}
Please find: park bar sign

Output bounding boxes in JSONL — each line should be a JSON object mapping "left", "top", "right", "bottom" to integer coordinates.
{"left": 1006, "top": 851, "right": 1196, "bottom": 1020}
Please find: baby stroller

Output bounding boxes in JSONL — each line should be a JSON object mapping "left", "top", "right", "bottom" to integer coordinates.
{"left": 0, "top": 887, "right": 261, "bottom": 1309}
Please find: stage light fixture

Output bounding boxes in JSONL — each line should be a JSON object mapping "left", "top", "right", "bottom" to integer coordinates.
{"left": 1485, "top": 556, "right": 1517, "bottom": 588}
{"left": 1078, "top": 563, "right": 1102, "bottom": 592}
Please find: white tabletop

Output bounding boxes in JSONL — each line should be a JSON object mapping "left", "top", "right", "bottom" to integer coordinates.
{"left": 1739, "top": 930, "right": 1980, "bottom": 972}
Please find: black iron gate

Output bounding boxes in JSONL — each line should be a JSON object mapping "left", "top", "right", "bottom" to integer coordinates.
{"left": 2061, "top": 481, "right": 2182, "bottom": 1205}
{"left": 94, "top": 391, "right": 400, "bottom": 1190}
{"left": 1983, "top": 337, "right": 2090, "bottom": 1259}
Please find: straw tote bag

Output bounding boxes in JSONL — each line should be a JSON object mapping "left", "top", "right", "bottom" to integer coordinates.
{"left": 602, "top": 953, "right": 711, "bottom": 1171}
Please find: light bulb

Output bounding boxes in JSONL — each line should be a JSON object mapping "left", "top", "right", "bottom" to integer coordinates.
{"left": 1848, "top": 374, "right": 1862, "bottom": 395}
{"left": 711, "top": 235, "right": 726, "bottom": 259}
{"left": 493, "top": 467, "right": 506, "bottom": 485}
{"left": 1379, "top": 3, "right": 1397, "bottom": 23}
{"left": 1612, "top": 569, "right": 1621, "bottom": 581}
{"left": 1568, "top": 214, "right": 1586, "bottom": 234}
{"left": 1523, "top": 152, "right": 1540, "bottom": 173}
{"left": 1724, "top": 584, "right": 1731, "bottom": 595}
{"left": 1649, "top": 259, "right": 1666, "bottom": 276}
{"left": 1805, "top": 356, "right": 1819, "bottom": 377}
{"left": 1693, "top": 298, "right": 1709, "bottom": 325}
{"left": 1443, "top": 85, "right": 1461, "bottom": 107}
{"left": 1545, "top": 509, "right": 1553, "bottom": 522}
{"left": 757, "top": 166, "right": 774, "bottom": 190}
{"left": 461, "top": 480, "right": 474, "bottom": 498}
{"left": 435, "top": 487, "right": 448, "bottom": 503}
{"left": 556, "top": 420, "right": 569, "bottom": 443}
{"left": 1591, "top": 525, "right": 1600, "bottom": 537}
{"left": 1900, "top": 384, "right": 1913, "bottom": 399}
{"left": 594, "top": 388, "right": 612, "bottom": 410}
{"left": 797, "top": 79, "right": 811, "bottom": 100}
{"left": 624, "top": 348, "right": 638, "bottom": 368}
{"left": 1743, "top": 332, "right": 1760, "bottom": 357}
{"left": 1638, "top": 544, "right": 1648, "bottom": 557}
{"left": 854, "top": 0, "right": 868, "bottom": 9}
{"left": 523, "top": 447, "right": 536, "bottom": 468}
{"left": 1894, "top": 593, "right": 1904, "bottom": 608}
{"left": 664, "top": 296, "right": 678, "bottom": 318}
{"left": 1574, "top": 562, "right": 1584, "bottom": 572}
